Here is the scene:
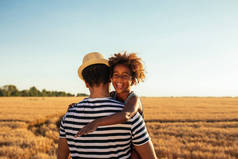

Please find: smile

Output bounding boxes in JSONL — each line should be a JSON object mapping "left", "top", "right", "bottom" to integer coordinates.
{"left": 115, "top": 82, "right": 123, "bottom": 89}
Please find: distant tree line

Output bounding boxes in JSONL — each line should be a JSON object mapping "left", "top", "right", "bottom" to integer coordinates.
{"left": 0, "top": 85, "right": 88, "bottom": 97}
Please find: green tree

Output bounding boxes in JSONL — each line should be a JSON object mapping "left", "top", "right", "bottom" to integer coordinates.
{"left": 0, "top": 85, "right": 85, "bottom": 97}
{"left": 1, "top": 85, "right": 19, "bottom": 96}
{"left": 0, "top": 88, "right": 4, "bottom": 96}
{"left": 28, "top": 86, "right": 41, "bottom": 96}
{"left": 20, "top": 90, "right": 29, "bottom": 96}
{"left": 76, "top": 93, "right": 88, "bottom": 97}
{"left": 42, "top": 89, "right": 49, "bottom": 96}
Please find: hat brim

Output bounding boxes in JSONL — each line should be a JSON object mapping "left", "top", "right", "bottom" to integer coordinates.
{"left": 78, "top": 59, "right": 109, "bottom": 80}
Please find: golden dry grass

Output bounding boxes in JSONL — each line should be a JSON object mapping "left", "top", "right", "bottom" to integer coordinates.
{"left": 0, "top": 97, "right": 84, "bottom": 159}
{"left": 0, "top": 97, "right": 84, "bottom": 122}
{"left": 0, "top": 97, "right": 238, "bottom": 159}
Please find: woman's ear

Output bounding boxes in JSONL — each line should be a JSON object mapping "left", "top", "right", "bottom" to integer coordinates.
{"left": 131, "top": 79, "right": 136, "bottom": 86}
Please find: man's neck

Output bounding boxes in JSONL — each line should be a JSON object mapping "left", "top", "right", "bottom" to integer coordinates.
{"left": 89, "top": 83, "right": 110, "bottom": 98}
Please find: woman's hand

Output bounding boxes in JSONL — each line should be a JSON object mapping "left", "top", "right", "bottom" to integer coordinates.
{"left": 75, "top": 121, "right": 98, "bottom": 137}
{"left": 68, "top": 103, "right": 77, "bottom": 111}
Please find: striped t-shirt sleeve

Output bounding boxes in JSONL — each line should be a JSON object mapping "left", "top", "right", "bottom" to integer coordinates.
{"left": 59, "top": 115, "right": 66, "bottom": 138}
{"left": 131, "top": 112, "right": 150, "bottom": 146}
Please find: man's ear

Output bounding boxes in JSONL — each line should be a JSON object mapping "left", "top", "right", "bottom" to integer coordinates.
{"left": 85, "top": 82, "right": 89, "bottom": 88}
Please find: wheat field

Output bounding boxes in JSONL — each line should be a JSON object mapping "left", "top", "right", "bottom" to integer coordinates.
{"left": 0, "top": 97, "right": 237, "bottom": 159}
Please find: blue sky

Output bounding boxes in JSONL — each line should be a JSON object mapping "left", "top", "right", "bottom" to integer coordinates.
{"left": 0, "top": 0, "right": 237, "bottom": 96}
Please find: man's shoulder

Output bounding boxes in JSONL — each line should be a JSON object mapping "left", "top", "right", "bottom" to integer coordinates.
{"left": 74, "top": 97, "right": 124, "bottom": 107}
{"left": 107, "top": 97, "right": 124, "bottom": 105}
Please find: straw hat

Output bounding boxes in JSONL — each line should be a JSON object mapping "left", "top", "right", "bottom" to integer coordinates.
{"left": 78, "top": 52, "right": 109, "bottom": 80}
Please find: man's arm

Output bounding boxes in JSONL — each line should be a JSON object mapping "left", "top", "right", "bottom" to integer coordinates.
{"left": 57, "top": 138, "right": 70, "bottom": 159}
{"left": 134, "top": 140, "right": 157, "bottom": 159}
{"left": 131, "top": 113, "right": 157, "bottom": 159}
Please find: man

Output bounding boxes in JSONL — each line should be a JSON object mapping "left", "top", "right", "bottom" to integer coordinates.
{"left": 57, "top": 52, "right": 157, "bottom": 159}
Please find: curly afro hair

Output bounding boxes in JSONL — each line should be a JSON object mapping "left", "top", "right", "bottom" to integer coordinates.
{"left": 109, "top": 52, "right": 146, "bottom": 85}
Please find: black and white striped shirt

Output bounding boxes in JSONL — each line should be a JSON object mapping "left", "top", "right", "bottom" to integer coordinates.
{"left": 60, "top": 97, "right": 150, "bottom": 159}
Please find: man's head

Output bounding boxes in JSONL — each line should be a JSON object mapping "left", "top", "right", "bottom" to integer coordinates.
{"left": 78, "top": 52, "right": 110, "bottom": 87}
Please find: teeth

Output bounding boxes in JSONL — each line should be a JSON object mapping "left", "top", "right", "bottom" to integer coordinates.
{"left": 116, "top": 83, "right": 123, "bottom": 89}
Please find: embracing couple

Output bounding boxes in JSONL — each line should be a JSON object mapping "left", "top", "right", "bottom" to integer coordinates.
{"left": 57, "top": 52, "right": 157, "bottom": 159}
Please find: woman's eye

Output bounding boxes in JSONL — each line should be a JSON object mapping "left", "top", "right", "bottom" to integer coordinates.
{"left": 112, "top": 73, "right": 131, "bottom": 80}
{"left": 122, "top": 75, "right": 130, "bottom": 79}
{"left": 112, "top": 74, "right": 119, "bottom": 78}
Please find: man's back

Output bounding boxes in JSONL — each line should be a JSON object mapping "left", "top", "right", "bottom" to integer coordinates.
{"left": 59, "top": 97, "right": 150, "bottom": 158}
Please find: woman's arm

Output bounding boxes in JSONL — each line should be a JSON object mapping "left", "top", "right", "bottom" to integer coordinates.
{"left": 75, "top": 95, "right": 140, "bottom": 137}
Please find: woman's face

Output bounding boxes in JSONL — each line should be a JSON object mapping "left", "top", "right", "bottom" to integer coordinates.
{"left": 111, "top": 64, "right": 132, "bottom": 94}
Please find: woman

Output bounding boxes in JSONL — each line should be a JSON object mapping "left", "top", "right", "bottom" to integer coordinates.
{"left": 72, "top": 52, "right": 146, "bottom": 158}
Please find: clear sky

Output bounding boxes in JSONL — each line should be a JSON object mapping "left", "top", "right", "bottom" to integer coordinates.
{"left": 0, "top": 0, "right": 237, "bottom": 97}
